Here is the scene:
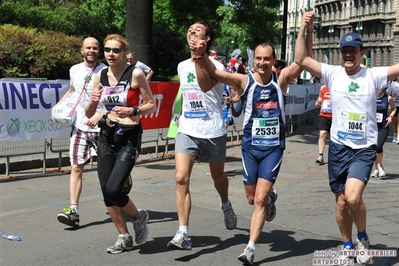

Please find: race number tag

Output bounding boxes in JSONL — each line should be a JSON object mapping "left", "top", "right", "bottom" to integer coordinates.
{"left": 376, "top": 113, "right": 383, "bottom": 123}
{"left": 101, "top": 86, "right": 126, "bottom": 110}
{"left": 322, "top": 100, "right": 332, "bottom": 113}
{"left": 182, "top": 91, "right": 207, "bottom": 118}
{"left": 251, "top": 118, "right": 280, "bottom": 146}
{"left": 337, "top": 110, "right": 366, "bottom": 141}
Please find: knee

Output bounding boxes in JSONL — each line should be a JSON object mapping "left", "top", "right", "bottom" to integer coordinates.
{"left": 71, "top": 164, "right": 84, "bottom": 175}
{"left": 212, "top": 174, "right": 227, "bottom": 185}
{"left": 247, "top": 195, "right": 255, "bottom": 205}
{"left": 253, "top": 194, "right": 267, "bottom": 207}
{"left": 336, "top": 195, "right": 349, "bottom": 212}
{"left": 105, "top": 188, "right": 127, "bottom": 207}
{"left": 345, "top": 195, "right": 362, "bottom": 207}
{"left": 175, "top": 173, "right": 189, "bottom": 186}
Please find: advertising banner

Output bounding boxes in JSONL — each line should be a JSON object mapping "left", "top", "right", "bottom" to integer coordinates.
{"left": 0, "top": 78, "right": 318, "bottom": 141}
{"left": 0, "top": 79, "right": 71, "bottom": 141}
{"left": 0, "top": 79, "right": 180, "bottom": 141}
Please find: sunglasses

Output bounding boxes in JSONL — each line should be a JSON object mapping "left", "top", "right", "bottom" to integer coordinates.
{"left": 104, "top": 47, "right": 125, "bottom": 54}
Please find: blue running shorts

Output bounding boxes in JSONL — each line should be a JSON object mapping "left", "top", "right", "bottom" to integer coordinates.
{"left": 242, "top": 148, "right": 284, "bottom": 186}
{"left": 328, "top": 141, "right": 376, "bottom": 193}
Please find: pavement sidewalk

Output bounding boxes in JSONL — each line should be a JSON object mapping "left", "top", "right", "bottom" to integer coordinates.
{"left": 0, "top": 123, "right": 398, "bottom": 266}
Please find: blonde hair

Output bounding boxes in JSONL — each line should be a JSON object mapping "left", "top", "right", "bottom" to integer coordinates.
{"left": 103, "top": 34, "right": 129, "bottom": 50}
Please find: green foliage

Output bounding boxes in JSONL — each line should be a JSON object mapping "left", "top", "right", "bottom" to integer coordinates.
{"left": 216, "top": 0, "right": 280, "bottom": 55}
{"left": 0, "top": 24, "right": 82, "bottom": 79}
{"left": 152, "top": 0, "right": 225, "bottom": 80}
{"left": 0, "top": 0, "right": 124, "bottom": 41}
{"left": 0, "top": 0, "right": 281, "bottom": 80}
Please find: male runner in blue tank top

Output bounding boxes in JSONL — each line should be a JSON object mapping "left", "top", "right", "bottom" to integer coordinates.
{"left": 193, "top": 24, "right": 314, "bottom": 266}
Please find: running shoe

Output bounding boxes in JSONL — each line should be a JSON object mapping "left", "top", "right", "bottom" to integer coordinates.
{"left": 167, "top": 230, "right": 192, "bottom": 250}
{"left": 356, "top": 237, "right": 373, "bottom": 264}
{"left": 334, "top": 245, "right": 355, "bottom": 266}
{"left": 133, "top": 209, "right": 149, "bottom": 244}
{"left": 106, "top": 235, "right": 134, "bottom": 254}
{"left": 316, "top": 155, "right": 324, "bottom": 164}
{"left": 396, "top": 138, "right": 399, "bottom": 144}
{"left": 266, "top": 188, "right": 278, "bottom": 222}
{"left": 378, "top": 164, "right": 386, "bottom": 177}
{"left": 222, "top": 205, "right": 237, "bottom": 230}
{"left": 392, "top": 135, "right": 397, "bottom": 143}
{"left": 238, "top": 246, "right": 255, "bottom": 265}
{"left": 57, "top": 207, "right": 79, "bottom": 227}
{"left": 371, "top": 169, "right": 379, "bottom": 178}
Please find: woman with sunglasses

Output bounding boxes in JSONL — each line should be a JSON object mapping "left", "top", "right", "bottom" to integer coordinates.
{"left": 86, "top": 34, "right": 156, "bottom": 254}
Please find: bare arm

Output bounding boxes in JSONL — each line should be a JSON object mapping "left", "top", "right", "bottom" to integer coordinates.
{"left": 85, "top": 72, "right": 101, "bottom": 118}
{"left": 194, "top": 55, "right": 219, "bottom": 93}
{"left": 203, "top": 55, "right": 248, "bottom": 95}
{"left": 134, "top": 68, "right": 156, "bottom": 115}
{"left": 193, "top": 38, "right": 247, "bottom": 94}
{"left": 146, "top": 69, "right": 154, "bottom": 81}
{"left": 315, "top": 86, "right": 324, "bottom": 106}
{"left": 279, "top": 13, "right": 315, "bottom": 93}
{"left": 387, "top": 65, "right": 399, "bottom": 81}
{"left": 295, "top": 11, "right": 322, "bottom": 79}
{"left": 386, "top": 96, "right": 397, "bottom": 126}
{"left": 112, "top": 68, "right": 156, "bottom": 117}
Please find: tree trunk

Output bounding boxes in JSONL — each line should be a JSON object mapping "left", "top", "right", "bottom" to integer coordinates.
{"left": 126, "top": 0, "right": 154, "bottom": 78}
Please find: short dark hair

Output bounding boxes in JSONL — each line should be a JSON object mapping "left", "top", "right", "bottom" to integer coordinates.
{"left": 255, "top": 42, "right": 276, "bottom": 58}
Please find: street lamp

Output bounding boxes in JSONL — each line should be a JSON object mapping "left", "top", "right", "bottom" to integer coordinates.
{"left": 328, "top": 25, "right": 334, "bottom": 64}
{"left": 356, "top": 21, "right": 363, "bottom": 34}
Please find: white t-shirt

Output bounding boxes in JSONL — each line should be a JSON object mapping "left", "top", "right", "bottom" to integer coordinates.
{"left": 134, "top": 61, "right": 152, "bottom": 76}
{"left": 70, "top": 62, "right": 107, "bottom": 132}
{"left": 387, "top": 80, "right": 399, "bottom": 106}
{"left": 321, "top": 65, "right": 388, "bottom": 149}
{"left": 177, "top": 57, "right": 227, "bottom": 138}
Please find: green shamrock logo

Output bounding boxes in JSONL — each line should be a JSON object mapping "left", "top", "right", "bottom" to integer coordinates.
{"left": 348, "top": 82, "right": 359, "bottom": 92}
{"left": 187, "top": 72, "right": 196, "bottom": 83}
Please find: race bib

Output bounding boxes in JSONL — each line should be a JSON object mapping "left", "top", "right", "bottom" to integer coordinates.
{"left": 337, "top": 110, "right": 366, "bottom": 141}
{"left": 251, "top": 118, "right": 280, "bottom": 146}
{"left": 182, "top": 91, "right": 207, "bottom": 118}
{"left": 101, "top": 85, "right": 126, "bottom": 110}
{"left": 322, "top": 100, "right": 332, "bottom": 113}
{"left": 376, "top": 113, "right": 383, "bottom": 123}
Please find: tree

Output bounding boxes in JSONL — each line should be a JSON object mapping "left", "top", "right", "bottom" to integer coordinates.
{"left": 126, "top": 0, "right": 154, "bottom": 75}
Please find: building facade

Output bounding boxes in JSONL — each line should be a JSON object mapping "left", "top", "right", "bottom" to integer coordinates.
{"left": 279, "top": 0, "right": 398, "bottom": 67}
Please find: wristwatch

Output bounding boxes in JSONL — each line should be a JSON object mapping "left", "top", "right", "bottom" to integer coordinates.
{"left": 133, "top": 106, "right": 140, "bottom": 116}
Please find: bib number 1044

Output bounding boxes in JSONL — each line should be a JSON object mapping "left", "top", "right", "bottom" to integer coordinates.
{"left": 348, "top": 122, "right": 362, "bottom": 130}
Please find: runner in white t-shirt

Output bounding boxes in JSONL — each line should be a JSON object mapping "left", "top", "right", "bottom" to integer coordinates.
{"left": 52, "top": 37, "right": 107, "bottom": 227}
{"left": 166, "top": 21, "right": 237, "bottom": 251}
{"left": 295, "top": 11, "right": 399, "bottom": 265}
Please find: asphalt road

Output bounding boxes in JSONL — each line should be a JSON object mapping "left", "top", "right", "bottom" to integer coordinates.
{"left": 1, "top": 124, "right": 398, "bottom": 266}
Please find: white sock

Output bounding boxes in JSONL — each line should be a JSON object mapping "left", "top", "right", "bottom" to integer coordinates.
{"left": 247, "top": 241, "right": 256, "bottom": 250}
{"left": 179, "top": 226, "right": 188, "bottom": 235}
{"left": 70, "top": 205, "right": 78, "bottom": 214}
{"left": 120, "top": 233, "right": 130, "bottom": 239}
{"left": 221, "top": 200, "right": 231, "bottom": 210}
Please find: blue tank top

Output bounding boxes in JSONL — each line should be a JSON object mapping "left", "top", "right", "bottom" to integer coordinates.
{"left": 241, "top": 72, "right": 286, "bottom": 150}
{"left": 376, "top": 93, "right": 389, "bottom": 125}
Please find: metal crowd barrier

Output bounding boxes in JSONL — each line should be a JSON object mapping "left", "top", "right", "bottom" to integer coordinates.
{"left": 0, "top": 139, "right": 47, "bottom": 176}
{"left": 1, "top": 113, "right": 317, "bottom": 176}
